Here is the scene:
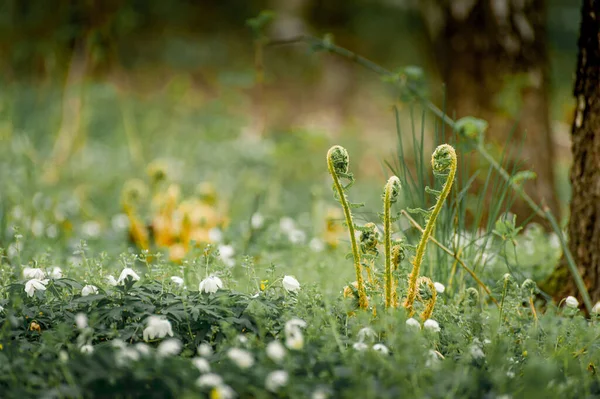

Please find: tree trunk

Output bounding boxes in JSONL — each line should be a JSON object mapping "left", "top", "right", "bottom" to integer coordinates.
{"left": 420, "top": 0, "right": 559, "bottom": 224}
{"left": 544, "top": 0, "right": 600, "bottom": 304}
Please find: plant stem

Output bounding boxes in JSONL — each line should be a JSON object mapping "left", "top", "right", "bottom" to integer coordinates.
{"left": 383, "top": 176, "right": 399, "bottom": 308}
{"left": 403, "top": 145, "right": 456, "bottom": 316}
{"left": 327, "top": 146, "right": 368, "bottom": 309}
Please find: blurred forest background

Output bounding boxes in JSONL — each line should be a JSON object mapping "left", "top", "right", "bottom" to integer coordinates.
{"left": 0, "top": 0, "right": 582, "bottom": 217}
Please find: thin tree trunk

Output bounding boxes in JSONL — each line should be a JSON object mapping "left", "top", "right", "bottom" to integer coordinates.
{"left": 420, "top": 0, "right": 559, "bottom": 224}
{"left": 544, "top": 0, "right": 600, "bottom": 304}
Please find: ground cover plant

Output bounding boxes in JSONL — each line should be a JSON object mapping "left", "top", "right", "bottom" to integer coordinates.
{"left": 2, "top": 9, "right": 600, "bottom": 399}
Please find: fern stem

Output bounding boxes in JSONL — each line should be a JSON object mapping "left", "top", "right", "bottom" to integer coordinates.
{"left": 383, "top": 176, "right": 400, "bottom": 308}
{"left": 327, "top": 146, "right": 368, "bottom": 310}
{"left": 403, "top": 144, "right": 456, "bottom": 316}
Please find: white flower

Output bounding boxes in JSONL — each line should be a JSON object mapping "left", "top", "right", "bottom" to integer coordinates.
{"left": 157, "top": 338, "right": 181, "bottom": 356}
{"left": 423, "top": 319, "right": 441, "bottom": 332}
{"left": 470, "top": 345, "right": 485, "bottom": 360}
{"left": 565, "top": 296, "right": 579, "bottom": 309}
{"left": 312, "top": 388, "right": 330, "bottom": 399}
{"left": 117, "top": 268, "right": 140, "bottom": 284}
{"left": 75, "top": 313, "right": 88, "bottom": 330}
{"left": 218, "top": 245, "right": 235, "bottom": 267}
{"left": 372, "top": 343, "right": 390, "bottom": 355}
{"left": 282, "top": 275, "right": 300, "bottom": 293}
{"left": 213, "top": 384, "right": 236, "bottom": 399}
{"left": 82, "top": 221, "right": 101, "bottom": 238}
{"left": 406, "top": 318, "right": 421, "bottom": 329}
{"left": 46, "top": 224, "right": 58, "bottom": 238}
{"left": 135, "top": 343, "right": 151, "bottom": 356}
{"left": 309, "top": 237, "right": 325, "bottom": 252}
{"left": 31, "top": 219, "right": 44, "bottom": 237}
{"left": 209, "top": 228, "right": 223, "bottom": 243}
{"left": 24, "top": 278, "right": 49, "bottom": 297}
{"left": 285, "top": 318, "right": 307, "bottom": 335}
{"left": 237, "top": 335, "right": 249, "bottom": 345}
{"left": 592, "top": 302, "right": 600, "bottom": 315}
{"left": 279, "top": 217, "right": 295, "bottom": 232}
{"left": 192, "top": 357, "right": 211, "bottom": 373}
{"left": 115, "top": 347, "right": 140, "bottom": 365}
{"left": 23, "top": 267, "right": 45, "bottom": 280}
{"left": 352, "top": 342, "right": 368, "bottom": 351}
{"left": 434, "top": 282, "right": 445, "bottom": 294}
{"left": 59, "top": 350, "right": 69, "bottom": 363}
{"left": 251, "top": 213, "right": 264, "bottom": 229}
{"left": 170, "top": 276, "right": 184, "bottom": 286}
{"left": 198, "top": 343, "right": 213, "bottom": 357}
{"left": 111, "top": 213, "right": 130, "bottom": 231}
{"left": 266, "top": 340, "right": 286, "bottom": 363}
{"left": 265, "top": 370, "right": 289, "bottom": 392}
{"left": 143, "top": 316, "right": 174, "bottom": 341}
{"left": 106, "top": 275, "right": 118, "bottom": 286}
{"left": 227, "top": 348, "right": 254, "bottom": 369}
{"left": 199, "top": 276, "right": 223, "bottom": 294}
{"left": 288, "top": 229, "right": 306, "bottom": 244}
{"left": 357, "top": 327, "right": 376, "bottom": 342}
{"left": 0, "top": 305, "right": 4, "bottom": 313}
{"left": 285, "top": 318, "right": 306, "bottom": 350}
{"left": 81, "top": 285, "right": 98, "bottom": 296}
{"left": 80, "top": 344, "right": 94, "bottom": 354}
{"left": 196, "top": 373, "right": 223, "bottom": 387}
{"left": 50, "top": 267, "right": 63, "bottom": 279}
{"left": 286, "top": 328, "right": 304, "bottom": 350}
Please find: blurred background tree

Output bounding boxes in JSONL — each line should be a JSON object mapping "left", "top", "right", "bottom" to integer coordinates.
{"left": 544, "top": 0, "right": 600, "bottom": 304}
{"left": 420, "top": 0, "right": 559, "bottom": 222}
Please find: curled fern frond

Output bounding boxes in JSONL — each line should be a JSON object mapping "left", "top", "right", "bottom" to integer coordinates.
{"left": 403, "top": 144, "right": 457, "bottom": 317}
{"left": 383, "top": 176, "right": 401, "bottom": 308}
{"left": 327, "top": 145, "right": 368, "bottom": 310}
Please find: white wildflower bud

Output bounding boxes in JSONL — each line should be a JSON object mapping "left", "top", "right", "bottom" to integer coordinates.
{"left": 75, "top": 313, "right": 88, "bottom": 330}
{"left": 157, "top": 339, "right": 182, "bottom": 357}
{"left": 406, "top": 318, "right": 421, "bottom": 329}
{"left": 192, "top": 357, "right": 211, "bottom": 373}
{"left": 423, "top": 319, "right": 441, "bottom": 332}
{"left": 198, "top": 343, "right": 213, "bottom": 357}
{"left": 196, "top": 373, "right": 223, "bottom": 388}
{"left": 352, "top": 342, "right": 368, "bottom": 351}
{"left": 372, "top": 343, "right": 390, "bottom": 355}
{"left": 565, "top": 296, "right": 579, "bottom": 309}
{"left": 434, "top": 282, "right": 445, "bottom": 294}
{"left": 266, "top": 340, "right": 286, "bottom": 363}
{"left": 265, "top": 370, "right": 289, "bottom": 392}
{"left": 227, "top": 348, "right": 254, "bottom": 369}
{"left": 282, "top": 276, "right": 301, "bottom": 293}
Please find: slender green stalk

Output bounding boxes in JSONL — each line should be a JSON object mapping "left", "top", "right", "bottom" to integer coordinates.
{"left": 404, "top": 144, "right": 457, "bottom": 316}
{"left": 327, "top": 146, "right": 368, "bottom": 309}
{"left": 418, "top": 276, "right": 437, "bottom": 320}
{"left": 383, "top": 176, "right": 400, "bottom": 308}
{"left": 270, "top": 35, "right": 593, "bottom": 311}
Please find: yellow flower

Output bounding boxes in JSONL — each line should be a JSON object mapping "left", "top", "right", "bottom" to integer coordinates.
{"left": 260, "top": 280, "right": 269, "bottom": 291}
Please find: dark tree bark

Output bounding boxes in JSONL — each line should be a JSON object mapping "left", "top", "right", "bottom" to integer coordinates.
{"left": 545, "top": 0, "right": 600, "bottom": 303}
{"left": 420, "top": 0, "right": 559, "bottom": 224}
